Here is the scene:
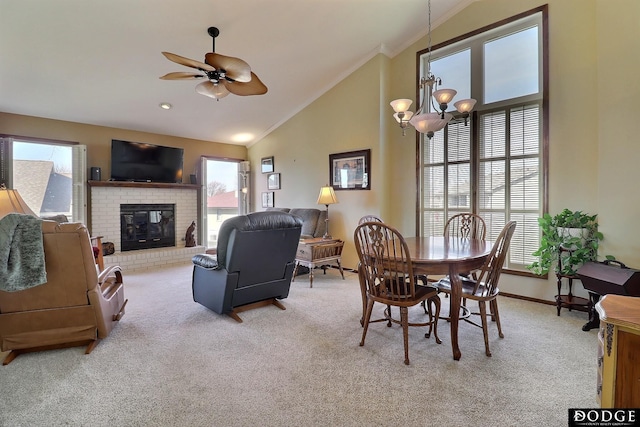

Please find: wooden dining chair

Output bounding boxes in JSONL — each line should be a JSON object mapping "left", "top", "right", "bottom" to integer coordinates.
{"left": 434, "top": 221, "right": 516, "bottom": 357}
{"left": 358, "top": 215, "right": 383, "bottom": 225}
{"left": 422, "top": 213, "right": 488, "bottom": 315}
{"left": 356, "top": 216, "right": 386, "bottom": 327}
{"left": 354, "top": 221, "right": 441, "bottom": 365}
{"left": 444, "top": 213, "right": 487, "bottom": 240}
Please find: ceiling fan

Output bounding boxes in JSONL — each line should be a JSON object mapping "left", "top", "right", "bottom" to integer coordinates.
{"left": 160, "top": 27, "right": 267, "bottom": 100}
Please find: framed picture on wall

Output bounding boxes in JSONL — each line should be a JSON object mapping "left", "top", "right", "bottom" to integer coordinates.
{"left": 267, "top": 173, "right": 281, "bottom": 190}
{"left": 262, "top": 192, "right": 274, "bottom": 208}
{"left": 261, "top": 156, "right": 274, "bottom": 173}
{"left": 329, "top": 149, "right": 371, "bottom": 190}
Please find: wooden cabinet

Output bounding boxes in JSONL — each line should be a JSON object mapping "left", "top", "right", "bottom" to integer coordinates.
{"left": 595, "top": 294, "right": 640, "bottom": 407}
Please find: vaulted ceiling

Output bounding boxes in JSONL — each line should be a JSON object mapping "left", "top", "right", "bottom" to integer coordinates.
{"left": 0, "top": 0, "right": 473, "bottom": 145}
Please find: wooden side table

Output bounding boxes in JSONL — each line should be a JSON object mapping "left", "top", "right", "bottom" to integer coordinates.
{"left": 292, "top": 237, "right": 345, "bottom": 287}
{"left": 90, "top": 235, "right": 104, "bottom": 272}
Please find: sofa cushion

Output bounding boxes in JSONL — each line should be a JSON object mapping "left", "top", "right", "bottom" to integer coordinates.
{"left": 266, "top": 207, "right": 291, "bottom": 213}
{"left": 289, "top": 208, "right": 326, "bottom": 239}
{"left": 266, "top": 207, "right": 327, "bottom": 238}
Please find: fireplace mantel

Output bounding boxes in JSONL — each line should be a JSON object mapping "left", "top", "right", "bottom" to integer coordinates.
{"left": 88, "top": 180, "right": 198, "bottom": 190}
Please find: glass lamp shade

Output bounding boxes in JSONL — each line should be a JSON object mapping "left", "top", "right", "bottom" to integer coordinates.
{"left": 196, "top": 81, "right": 230, "bottom": 99}
{"left": 0, "top": 187, "right": 37, "bottom": 219}
{"left": 454, "top": 98, "right": 477, "bottom": 114}
{"left": 433, "top": 89, "right": 457, "bottom": 105}
{"left": 390, "top": 99, "right": 413, "bottom": 113}
{"left": 393, "top": 110, "right": 414, "bottom": 124}
{"left": 409, "top": 112, "right": 453, "bottom": 134}
{"left": 317, "top": 186, "right": 338, "bottom": 205}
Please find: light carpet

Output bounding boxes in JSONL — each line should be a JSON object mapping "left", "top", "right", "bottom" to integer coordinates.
{"left": 0, "top": 263, "right": 597, "bottom": 426}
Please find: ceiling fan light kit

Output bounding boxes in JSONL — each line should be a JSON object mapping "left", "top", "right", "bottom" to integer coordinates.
{"left": 160, "top": 27, "right": 267, "bottom": 100}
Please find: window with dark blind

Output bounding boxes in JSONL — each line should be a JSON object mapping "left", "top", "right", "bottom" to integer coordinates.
{"left": 418, "top": 7, "right": 547, "bottom": 273}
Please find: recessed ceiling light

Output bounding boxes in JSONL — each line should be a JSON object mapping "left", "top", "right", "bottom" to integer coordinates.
{"left": 231, "top": 133, "right": 254, "bottom": 143}
{"left": 159, "top": 102, "right": 172, "bottom": 110}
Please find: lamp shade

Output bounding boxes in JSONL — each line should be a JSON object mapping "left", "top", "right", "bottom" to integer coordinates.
{"left": 390, "top": 99, "right": 413, "bottom": 113}
{"left": 393, "top": 110, "right": 413, "bottom": 123}
{"left": 0, "top": 187, "right": 37, "bottom": 219}
{"left": 409, "top": 112, "right": 453, "bottom": 134}
{"left": 454, "top": 98, "right": 477, "bottom": 114}
{"left": 433, "top": 89, "right": 457, "bottom": 105}
{"left": 196, "top": 81, "right": 230, "bottom": 99}
{"left": 317, "top": 186, "right": 338, "bottom": 206}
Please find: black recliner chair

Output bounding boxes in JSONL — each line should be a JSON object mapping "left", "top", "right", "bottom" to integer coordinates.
{"left": 191, "top": 211, "right": 303, "bottom": 322}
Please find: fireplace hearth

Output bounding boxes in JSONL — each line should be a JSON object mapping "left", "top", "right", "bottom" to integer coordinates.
{"left": 120, "top": 204, "right": 175, "bottom": 251}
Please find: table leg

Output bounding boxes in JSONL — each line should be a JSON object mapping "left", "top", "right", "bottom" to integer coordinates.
{"left": 449, "top": 264, "right": 462, "bottom": 361}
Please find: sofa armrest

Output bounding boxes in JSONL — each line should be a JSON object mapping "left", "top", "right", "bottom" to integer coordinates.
{"left": 192, "top": 253, "right": 219, "bottom": 269}
{"left": 192, "top": 265, "right": 238, "bottom": 314}
{"left": 89, "top": 264, "right": 127, "bottom": 338}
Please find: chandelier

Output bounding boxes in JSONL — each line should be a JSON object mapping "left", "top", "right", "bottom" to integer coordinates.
{"left": 390, "top": 0, "right": 476, "bottom": 139}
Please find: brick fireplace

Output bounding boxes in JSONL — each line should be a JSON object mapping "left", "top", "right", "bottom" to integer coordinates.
{"left": 89, "top": 181, "right": 205, "bottom": 271}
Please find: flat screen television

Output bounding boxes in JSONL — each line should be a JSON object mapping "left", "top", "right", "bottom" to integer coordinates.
{"left": 110, "top": 139, "right": 184, "bottom": 183}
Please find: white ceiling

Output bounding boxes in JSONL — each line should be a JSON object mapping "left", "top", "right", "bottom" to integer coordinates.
{"left": 0, "top": 0, "right": 473, "bottom": 146}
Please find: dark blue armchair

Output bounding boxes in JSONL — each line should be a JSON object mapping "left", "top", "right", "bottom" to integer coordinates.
{"left": 191, "top": 211, "right": 302, "bottom": 322}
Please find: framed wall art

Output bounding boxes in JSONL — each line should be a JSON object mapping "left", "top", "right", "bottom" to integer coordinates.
{"left": 261, "top": 156, "right": 274, "bottom": 174}
{"left": 262, "top": 191, "right": 274, "bottom": 208}
{"left": 267, "top": 173, "right": 281, "bottom": 190}
{"left": 329, "top": 149, "right": 371, "bottom": 190}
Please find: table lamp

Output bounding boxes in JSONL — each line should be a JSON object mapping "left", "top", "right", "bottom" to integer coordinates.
{"left": 317, "top": 185, "right": 338, "bottom": 239}
{"left": 0, "top": 184, "right": 37, "bottom": 219}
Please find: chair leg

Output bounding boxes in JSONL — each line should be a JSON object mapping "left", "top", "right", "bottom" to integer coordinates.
{"left": 425, "top": 296, "right": 442, "bottom": 344}
{"left": 478, "top": 301, "right": 491, "bottom": 357}
{"left": 491, "top": 299, "right": 504, "bottom": 338}
{"left": 425, "top": 298, "right": 433, "bottom": 338}
{"left": 400, "top": 306, "right": 410, "bottom": 365}
{"left": 337, "top": 260, "right": 345, "bottom": 280}
{"left": 360, "top": 299, "right": 375, "bottom": 347}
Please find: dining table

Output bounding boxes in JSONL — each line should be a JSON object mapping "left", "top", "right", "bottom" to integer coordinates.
{"left": 359, "top": 235, "right": 493, "bottom": 361}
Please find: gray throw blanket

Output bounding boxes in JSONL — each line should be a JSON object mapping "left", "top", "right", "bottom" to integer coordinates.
{"left": 0, "top": 213, "right": 47, "bottom": 292}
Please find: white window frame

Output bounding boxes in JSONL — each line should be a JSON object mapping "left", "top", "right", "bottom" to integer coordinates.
{"left": 0, "top": 136, "right": 87, "bottom": 224}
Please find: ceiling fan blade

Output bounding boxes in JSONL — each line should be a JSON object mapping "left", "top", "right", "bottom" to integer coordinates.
{"left": 205, "top": 53, "right": 251, "bottom": 83}
{"left": 195, "top": 81, "right": 230, "bottom": 100}
{"left": 224, "top": 72, "right": 268, "bottom": 96}
{"left": 159, "top": 72, "right": 205, "bottom": 80}
{"left": 162, "top": 52, "right": 215, "bottom": 72}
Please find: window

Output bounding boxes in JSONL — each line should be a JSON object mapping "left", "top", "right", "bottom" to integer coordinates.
{"left": 200, "top": 157, "right": 249, "bottom": 249}
{"left": 0, "top": 137, "right": 86, "bottom": 223}
{"left": 419, "top": 7, "right": 547, "bottom": 273}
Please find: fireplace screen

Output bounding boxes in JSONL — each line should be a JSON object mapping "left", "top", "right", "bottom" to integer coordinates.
{"left": 120, "top": 204, "right": 175, "bottom": 251}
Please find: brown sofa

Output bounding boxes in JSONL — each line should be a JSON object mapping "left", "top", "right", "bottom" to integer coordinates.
{"left": 266, "top": 208, "right": 326, "bottom": 239}
{"left": 0, "top": 220, "right": 127, "bottom": 365}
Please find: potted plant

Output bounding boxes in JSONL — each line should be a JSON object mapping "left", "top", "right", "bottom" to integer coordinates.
{"left": 527, "top": 208, "right": 606, "bottom": 276}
